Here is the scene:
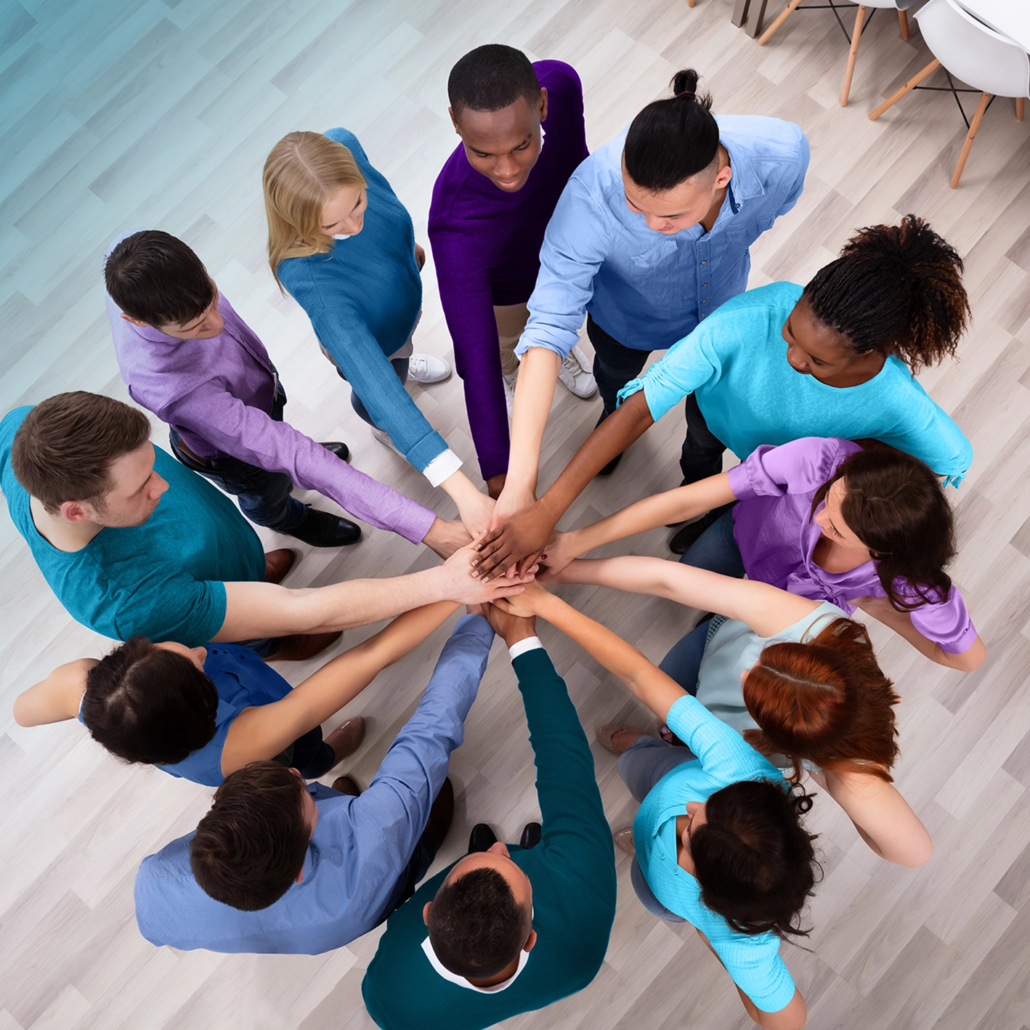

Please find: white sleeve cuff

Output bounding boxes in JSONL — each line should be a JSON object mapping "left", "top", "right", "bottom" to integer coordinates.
{"left": 423, "top": 448, "right": 463, "bottom": 488}
{"left": 508, "top": 636, "right": 544, "bottom": 661}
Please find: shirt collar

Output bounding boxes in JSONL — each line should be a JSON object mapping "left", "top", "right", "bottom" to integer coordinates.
{"left": 420, "top": 935, "right": 531, "bottom": 993}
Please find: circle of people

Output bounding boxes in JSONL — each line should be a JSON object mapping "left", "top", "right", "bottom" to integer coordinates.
{"left": 5, "top": 45, "right": 982, "bottom": 1030}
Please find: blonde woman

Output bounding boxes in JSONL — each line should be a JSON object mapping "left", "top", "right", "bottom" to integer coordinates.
{"left": 264, "top": 129, "right": 494, "bottom": 537}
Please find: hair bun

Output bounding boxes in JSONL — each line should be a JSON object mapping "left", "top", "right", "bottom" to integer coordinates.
{"left": 672, "top": 68, "right": 700, "bottom": 96}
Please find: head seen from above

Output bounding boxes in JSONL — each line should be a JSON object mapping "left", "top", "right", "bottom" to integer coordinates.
{"left": 105, "top": 231, "right": 223, "bottom": 339}
{"left": 787, "top": 214, "right": 970, "bottom": 384}
{"left": 448, "top": 44, "right": 546, "bottom": 193}
{"left": 190, "top": 761, "right": 317, "bottom": 911}
{"left": 11, "top": 392, "right": 167, "bottom": 526}
{"left": 82, "top": 637, "right": 216, "bottom": 766}
{"left": 263, "top": 132, "right": 369, "bottom": 287}
{"left": 622, "top": 69, "right": 730, "bottom": 235}
{"left": 689, "top": 780, "right": 818, "bottom": 939}
{"left": 425, "top": 840, "right": 535, "bottom": 981}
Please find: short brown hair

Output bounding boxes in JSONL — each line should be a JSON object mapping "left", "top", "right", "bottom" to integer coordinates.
{"left": 190, "top": 761, "right": 310, "bottom": 911}
{"left": 10, "top": 392, "right": 151, "bottom": 514}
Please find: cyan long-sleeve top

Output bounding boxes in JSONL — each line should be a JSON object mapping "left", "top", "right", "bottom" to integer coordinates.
{"left": 515, "top": 115, "right": 809, "bottom": 361}
{"left": 133, "top": 615, "right": 495, "bottom": 954}
{"left": 428, "top": 61, "right": 588, "bottom": 481}
{"left": 277, "top": 129, "right": 453, "bottom": 477}
{"left": 619, "top": 282, "right": 973, "bottom": 486}
{"left": 362, "top": 643, "right": 617, "bottom": 1030}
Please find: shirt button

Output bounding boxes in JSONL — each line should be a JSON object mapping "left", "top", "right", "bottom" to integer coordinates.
{"left": 702, "top": 283, "right": 708, "bottom": 287}
{"left": 701, "top": 260, "right": 707, "bottom": 265}
{"left": 701, "top": 300, "right": 707, "bottom": 304}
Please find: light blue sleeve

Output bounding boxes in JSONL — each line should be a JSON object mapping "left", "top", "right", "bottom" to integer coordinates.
{"left": 515, "top": 177, "right": 613, "bottom": 361}
{"left": 712, "top": 935, "right": 797, "bottom": 1013}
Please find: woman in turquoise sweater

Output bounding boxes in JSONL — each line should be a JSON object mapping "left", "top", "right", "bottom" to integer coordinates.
{"left": 497, "top": 582, "right": 818, "bottom": 1030}
{"left": 472, "top": 215, "right": 974, "bottom": 577}
{"left": 263, "top": 129, "right": 494, "bottom": 538}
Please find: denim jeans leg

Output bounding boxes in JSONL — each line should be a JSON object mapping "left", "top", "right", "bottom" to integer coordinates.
{"left": 678, "top": 508, "right": 746, "bottom": 577}
{"left": 350, "top": 358, "right": 410, "bottom": 428}
{"left": 617, "top": 735, "right": 698, "bottom": 803}
{"left": 657, "top": 622, "right": 710, "bottom": 695}
{"left": 586, "top": 315, "right": 650, "bottom": 416}
{"left": 679, "top": 393, "right": 727, "bottom": 485}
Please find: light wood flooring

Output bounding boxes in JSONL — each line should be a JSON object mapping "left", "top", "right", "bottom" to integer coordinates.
{"left": 2, "top": 0, "right": 1030, "bottom": 1027}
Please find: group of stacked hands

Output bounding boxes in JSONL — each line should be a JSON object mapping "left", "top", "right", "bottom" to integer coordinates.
{"left": 4, "top": 43, "right": 986, "bottom": 1030}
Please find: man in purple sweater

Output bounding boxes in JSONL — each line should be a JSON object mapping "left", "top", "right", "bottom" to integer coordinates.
{"left": 105, "top": 231, "right": 468, "bottom": 557}
{"left": 429, "top": 46, "right": 593, "bottom": 499}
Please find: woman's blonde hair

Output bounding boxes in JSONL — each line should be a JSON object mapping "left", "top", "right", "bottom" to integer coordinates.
{"left": 262, "top": 131, "right": 367, "bottom": 289}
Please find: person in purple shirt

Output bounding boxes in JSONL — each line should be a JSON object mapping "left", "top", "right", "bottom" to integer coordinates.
{"left": 541, "top": 436, "right": 985, "bottom": 672}
{"left": 105, "top": 231, "right": 467, "bottom": 556}
{"left": 429, "top": 46, "right": 594, "bottom": 497}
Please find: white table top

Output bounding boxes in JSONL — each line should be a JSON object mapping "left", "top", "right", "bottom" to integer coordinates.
{"left": 958, "top": 0, "right": 1030, "bottom": 53}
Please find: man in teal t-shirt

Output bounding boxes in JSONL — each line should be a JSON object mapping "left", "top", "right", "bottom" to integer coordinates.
{"left": 361, "top": 605, "right": 616, "bottom": 1030}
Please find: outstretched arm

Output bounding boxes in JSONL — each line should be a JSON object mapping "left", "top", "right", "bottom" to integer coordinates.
{"left": 14, "top": 658, "right": 96, "bottom": 727}
{"left": 222, "top": 601, "right": 460, "bottom": 775}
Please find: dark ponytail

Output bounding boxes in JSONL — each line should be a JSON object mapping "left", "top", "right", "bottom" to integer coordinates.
{"left": 624, "top": 69, "right": 720, "bottom": 191}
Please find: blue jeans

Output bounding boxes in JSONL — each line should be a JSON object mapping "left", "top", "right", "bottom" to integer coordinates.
{"left": 658, "top": 621, "right": 710, "bottom": 696}
{"left": 345, "top": 358, "right": 410, "bottom": 429}
{"left": 678, "top": 508, "right": 746, "bottom": 578}
{"left": 618, "top": 735, "right": 696, "bottom": 923}
{"left": 168, "top": 388, "right": 307, "bottom": 534}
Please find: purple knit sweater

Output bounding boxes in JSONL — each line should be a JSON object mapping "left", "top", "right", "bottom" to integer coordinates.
{"left": 428, "top": 61, "right": 588, "bottom": 481}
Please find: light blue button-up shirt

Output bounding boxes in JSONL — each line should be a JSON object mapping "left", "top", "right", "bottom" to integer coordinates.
{"left": 515, "top": 116, "right": 809, "bottom": 359}
{"left": 133, "top": 615, "right": 495, "bottom": 955}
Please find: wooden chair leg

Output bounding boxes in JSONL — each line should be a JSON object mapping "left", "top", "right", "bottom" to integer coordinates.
{"left": 1018, "top": 97, "right": 1025, "bottom": 121}
{"left": 841, "top": 5, "right": 866, "bottom": 107}
{"left": 898, "top": 9, "right": 910, "bottom": 39}
{"left": 757, "top": 0, "right": 803, "bottom": 45}
{"left": 951, "top": 91, "right": 991, "bottom": 188}
{"left": 869, "top": 58, "right": 941, "bottom": 120}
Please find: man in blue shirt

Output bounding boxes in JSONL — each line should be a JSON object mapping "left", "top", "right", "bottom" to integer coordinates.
{"left": 496, "top": 70, "right": 809, "bottom": 519}
{"left": 133, "top": 613, "right": 496, "bottom": 954}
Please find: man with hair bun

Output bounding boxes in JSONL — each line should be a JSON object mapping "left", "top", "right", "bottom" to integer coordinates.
{"left": 430, "top": 44, "right": 593, "bottom": 498}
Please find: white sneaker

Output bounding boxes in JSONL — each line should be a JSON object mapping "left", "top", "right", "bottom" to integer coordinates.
{"left": 407, "top": 352, "right": 451, "bottom": 384}
{"left": 370, "top": 425, "right": 406, "bottom": 459}
{"left": 503, "top": 371, "right": 518, "bottom": 419}
{"left": 557, "top": 345, "right": 597, "bottom": 399}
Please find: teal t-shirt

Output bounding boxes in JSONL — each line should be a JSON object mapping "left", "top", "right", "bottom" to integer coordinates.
{"left": 0, "top": 407, "right": 265, "bottom": 646}
{"left": 618, "top": 281, "right": 972, "bottom": 486}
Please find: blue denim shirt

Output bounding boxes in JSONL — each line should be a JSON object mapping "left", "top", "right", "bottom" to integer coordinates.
{"left": 515, "top": 116, "right": 809, "bottom": 358}
{"left": 133, "top": 615, "right": 495, "bottom": 954}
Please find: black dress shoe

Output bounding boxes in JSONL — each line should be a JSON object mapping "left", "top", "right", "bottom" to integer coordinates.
{"left": 593, "top": 411, "right": 623, "bottom": 477}
{"left": 288, "top": 506, "right": 362, "bottom": 547}
{"left": 468, "top": 823, "right": 498, "bottom": 853}
{"left": 669, "top": 519, "right": 709, "bottom": 555}
{"left": 320, "top": 441, "right": 350, "bottom": 462}
{"left": 519, "top": 823, "right": 542, "bottom": 850}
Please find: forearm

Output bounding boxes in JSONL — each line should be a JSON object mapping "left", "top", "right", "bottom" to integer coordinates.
{"left": 505, "top": 347, "right": 561, "bottom": 498}
{"left": 857, "top": 599, "right": 985, "bottom": 671}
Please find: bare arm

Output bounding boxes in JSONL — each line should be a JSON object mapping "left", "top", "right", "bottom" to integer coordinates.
{"left": 556, "top": 556, "right": 819, "bottom": 637}
{"left": 474, "top": 390, "right": 656, "bottom": 578}
{"left": 222, "top": 601, "right": 461, "bottom": 776}
{"left": 14, "top": 658, "right": 97, "bottom": 726}
{"left": 215, "top": 545, "right": 534, "bottom": 642}
{"left": 854, "top": 597, "right": 986, "bottom": 672}
{"left": 421, "top": 517, "right": 472, "bottom": 559}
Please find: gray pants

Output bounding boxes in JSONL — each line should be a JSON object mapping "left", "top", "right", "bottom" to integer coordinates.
{"left": 618, "top": 735, "right": 697, "bottom": 923}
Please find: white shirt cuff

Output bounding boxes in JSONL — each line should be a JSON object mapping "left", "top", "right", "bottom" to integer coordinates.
{"left": 508, "top": 636, "right": 544, "bottom": 661}
{"left": 423, "top": 448, "right": 463, "bottom": 488}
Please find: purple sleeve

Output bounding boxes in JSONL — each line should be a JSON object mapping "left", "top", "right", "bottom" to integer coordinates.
{"left": 727, "top": 437, "right": 861, "bottom": 501}
{"left": 168, "top": 382, "right": 436, "bottom": 544}
{"left": 428, "top": 208, "right": 511, "bottom": 482}
{"left": 907, "top": 585, "right": 980, "bottom": 655}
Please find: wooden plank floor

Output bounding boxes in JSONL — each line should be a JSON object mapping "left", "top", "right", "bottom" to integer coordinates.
{"left": 1, "top": 0, "right": 1029, "bottom": 1027}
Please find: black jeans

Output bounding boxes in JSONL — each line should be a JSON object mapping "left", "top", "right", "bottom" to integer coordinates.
{"left": 272, "top": 724, "right": 336, "bottom": 779}
{"left": 587, "top": 316, "right": 728, "bottom": 484}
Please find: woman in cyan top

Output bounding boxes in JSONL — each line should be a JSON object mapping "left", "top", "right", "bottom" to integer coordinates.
{"left": 494, "top": 581, "right": 817, "bottom": 1030}
{"left": 549, "top": 555, "right": 933, "bottom": 868}
{"left": 542, "top": 436, "right": 985, "bottom": 671}
{"left": 13, "top": 602, "right": 460, "bottom": 787}
{"left": 472, "top": 215, "right": 973, "bottom": 578}
{"left": 262, "top": 129, "right": 494, "bottom": 537}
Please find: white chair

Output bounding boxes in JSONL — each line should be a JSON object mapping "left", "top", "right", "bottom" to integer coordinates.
{"left": 869, "top": 0, "right": 1030, "bottom": 187}
{"left": 756, "top": 0, "right": 919, "bottom": 108}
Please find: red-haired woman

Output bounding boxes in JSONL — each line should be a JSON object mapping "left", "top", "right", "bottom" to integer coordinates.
{"left": 550, "top": 553, "right": 933, "bottom": 867}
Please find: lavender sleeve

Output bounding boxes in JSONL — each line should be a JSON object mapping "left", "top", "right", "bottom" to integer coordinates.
{"left": 167, "top": 382, "right": 436, "bottom": 544}
{"left": 727, "top": 437, "right": 862, "bottom": 501}
{"left": 904, "top": 585, "right": 980, "bottom": 655}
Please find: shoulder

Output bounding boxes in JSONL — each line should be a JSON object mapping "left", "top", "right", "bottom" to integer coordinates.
{"left": 324, "top": 126, "right": 364, "bottom": 157}
{"left": 718, "top": 115, "right": 808, "bottom": 161}
{"left": 536, "top": 59, "right": 583, "bottom": 98}
{"left": 710, "top": 281, "right": 802, "bottom": 323}
{"left": 429, "top": 146, "right": 478, "bottom": 225}
{"left": 571, "top": 130, "right": 624, "bottom": 189}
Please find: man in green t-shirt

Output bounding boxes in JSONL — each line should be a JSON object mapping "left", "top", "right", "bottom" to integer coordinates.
{"left": 361, "top": 604, "right": 616, "bottom": 1029}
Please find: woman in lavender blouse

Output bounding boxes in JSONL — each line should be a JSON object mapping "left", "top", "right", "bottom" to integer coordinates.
{"left": 542, "top": 436, "right": 985, "bottom": 673}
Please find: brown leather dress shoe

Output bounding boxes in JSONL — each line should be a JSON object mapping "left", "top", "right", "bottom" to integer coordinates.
{"left": 265, "top": 548, "right": 297, "bottom": 584}
{"left": 422, "top": 778, "right": 455, "bottom": 854}
{"left": 323, "top": 717, "right": 366, "bottom": 766}
{"left": 264, "top": 630, "right": 342, "bottom": 662}
{"left": 331, "top": 775, "right": 361, "bottom": 796}
{"left": 596, "top": 724, "right": 647, "bottom": 754}
{"left": 614, "top": 828, "right": 635, "bottom": 856}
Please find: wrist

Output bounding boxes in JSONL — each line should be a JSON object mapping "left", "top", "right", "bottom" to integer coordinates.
{"left": 503, "top": 624, "right": 537, "bottom": 649}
